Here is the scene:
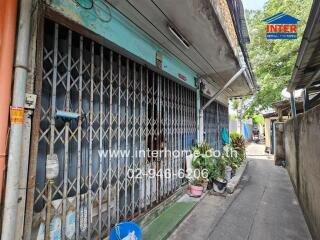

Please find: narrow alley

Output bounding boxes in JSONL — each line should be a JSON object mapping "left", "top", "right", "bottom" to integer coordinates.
{"left": 168, "top": 144, "right": 312, "bottom": 240}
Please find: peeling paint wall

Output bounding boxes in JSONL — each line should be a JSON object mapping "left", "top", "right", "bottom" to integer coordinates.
{"left": 47, "top": 0, "right": 198, "bottom": 88}
{"left": 210, "top": 0, "right": 239, "bottom": 57}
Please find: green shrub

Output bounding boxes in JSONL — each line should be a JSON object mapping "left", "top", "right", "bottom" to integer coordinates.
{"left": 222, "top": 145, "right": 241, "bottom": 170}
{"left": 190, "top": 178, "right": 203, "bottom": 187}
{"left": 230, "top": 134, "right": 246, "bottom": 163}
{"left": 230, "top": 132, "right": 241, "bottom": 139}
{"left": 191, "top": 142, "right": 214, "bottom": 173}
{"left": 206, "top": 157, "right": 227, "bottom": 183}
{"left": 190, "top": 140, "right": 246, "bottom": 184}
{"left": 191, "top": 142, "right": 211, "bottom": 155}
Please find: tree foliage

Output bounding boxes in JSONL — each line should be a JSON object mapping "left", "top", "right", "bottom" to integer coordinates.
{"left": 251, "top": 114, "right": 264, "bottom": 125}
{"left": 245, "top": 0, "right": 312, "bottom": 116}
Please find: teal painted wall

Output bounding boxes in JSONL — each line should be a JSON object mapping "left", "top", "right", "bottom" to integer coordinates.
{"left": 48, "top": 0, "right": 197, "bottom": 88}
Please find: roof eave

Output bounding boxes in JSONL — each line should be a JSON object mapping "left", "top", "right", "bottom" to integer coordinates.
{"left": 288, "top": 1, "right": 320, "bottom": 92}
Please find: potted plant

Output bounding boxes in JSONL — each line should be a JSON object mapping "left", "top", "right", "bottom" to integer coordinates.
{"left": 222, "top": 145, "right": 239, "bottom": 180}
{"left": 190, "top": 178, "right": 204, "bottom": 197}
{"left": 202, "top": 178, "right": 209, "bottom": 192}
{"left": 213, "top": 177, "right": 227, "bottom": 193}
{"left": 191, "top": 142, "right": 214, "bottom": 190}
{"left": 208, "top": 157, "right": 227, "bottom": 193}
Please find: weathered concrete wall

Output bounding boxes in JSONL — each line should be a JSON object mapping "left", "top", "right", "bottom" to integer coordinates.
{"left": 229, "top": 119, "right": 237, "bottom": 133}
{"left": 274, "top": 122, "right": 285, "bottom": 166}
{"left": 264, "top": 117, "right": 274, "bottom": 153}
{"left": 284, "top": 104, "right": 320, "bottom": 239}
{"left": 210, "top": 0, "right": 238, "bottom": 57}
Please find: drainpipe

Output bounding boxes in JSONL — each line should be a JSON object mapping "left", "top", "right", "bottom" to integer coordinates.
{"left": 199, "top": 67, "right": 246, "bottom": 143}
{"left": 0, "top": 0, "right": 18, "bottom": 203}
{"left": 1, "top": 0, "right": 32, "bottom": 239}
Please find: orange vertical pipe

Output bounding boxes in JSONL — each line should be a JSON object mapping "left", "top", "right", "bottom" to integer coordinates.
{"left": 0, "top": 0, "right": 18, "bottom": 203}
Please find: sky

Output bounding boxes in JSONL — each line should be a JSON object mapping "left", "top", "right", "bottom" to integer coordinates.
{"left": 242, "top": 0, "right": 267, "bottom": 10}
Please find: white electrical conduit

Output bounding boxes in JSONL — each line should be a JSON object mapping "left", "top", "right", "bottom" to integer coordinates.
{"left": 1, "top": 0, "right": 32, "bottom": 239}
{"left": 201, "top": 67, "right": 246, "bottom": 111}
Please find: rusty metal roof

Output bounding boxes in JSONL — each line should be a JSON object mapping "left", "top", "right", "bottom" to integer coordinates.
{"left": 288, "top": 1, "right": 320, "bottom": 92}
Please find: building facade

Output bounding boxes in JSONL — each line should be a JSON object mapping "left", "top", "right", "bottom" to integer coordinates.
{"left": 0, "top": 0, "right": 256, "bottom": 239}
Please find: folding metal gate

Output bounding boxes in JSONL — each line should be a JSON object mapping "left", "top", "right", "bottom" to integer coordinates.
{"left": 28, "top": 19, "right": 197, "bottom": 239}
{"left": 202, "top": 96, "right": 229, "bottom": 149}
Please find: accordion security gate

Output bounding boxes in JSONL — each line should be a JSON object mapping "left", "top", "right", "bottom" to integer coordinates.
{"left": 202, "top": 96, "right": 229, "bottom": 150}
{"left": 30, "top": 19, "right": 197, "bottom": 239}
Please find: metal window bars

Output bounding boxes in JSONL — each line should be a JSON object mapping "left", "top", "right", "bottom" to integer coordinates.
{"left": 29, "top": 19, "right": 197, "bottom": 239}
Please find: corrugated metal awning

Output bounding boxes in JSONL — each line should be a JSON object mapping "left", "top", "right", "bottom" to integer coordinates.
{"left": 288, "top": 2, "right": 320, "bottom": 91}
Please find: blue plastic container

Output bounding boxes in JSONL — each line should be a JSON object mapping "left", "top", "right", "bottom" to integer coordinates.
{"left": 110, "top": 221, "right": 142, "bottom": 240}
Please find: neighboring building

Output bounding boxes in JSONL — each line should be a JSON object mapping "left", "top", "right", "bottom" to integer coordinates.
{"left": 0, "top": 0, "right": 256, "bottom": 239}
{"left": 229, "top": 118, "right": 253, "bottom": 141}
{"left": 263, "top": 100, "right": 303, "bottom": 154}
{"left": 282, "top": 1, "right": 320, "bottom": 239}
{"left": 263, "top": 112, "right": 278, "bottom": 154}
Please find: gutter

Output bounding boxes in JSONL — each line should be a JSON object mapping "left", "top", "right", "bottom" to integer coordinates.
{"left": 288, "top": 1, "right": 320, "bottom": 92}
{"left": 225, "top": 0, "right": 257, "bottom": 94}
{"left": 238, "top": 51, "right": 256, "bottom": 94}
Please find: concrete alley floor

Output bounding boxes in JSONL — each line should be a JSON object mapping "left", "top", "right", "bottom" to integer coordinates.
{"left": 168, "top": 143, "right": 312, "bottom": 240}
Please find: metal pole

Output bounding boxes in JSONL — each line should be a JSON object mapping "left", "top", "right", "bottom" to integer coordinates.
{"left": 124, "top": 59, "right": 129, "bottom": 218}
{"left": 62, "top": 30, "right": 72, "bottom": 240}
{"left": 45, "top": 23, "right": 59, "bottom": 240}
{"left": 87, "top": 41, "right": 95, "bottom": 239}
{"left": 99, "top": 45, "right": 104, "bottom": 237}
{"left": 144, "top": 69, "right": 148, "bottom": 209}
{"left": 157, "top": 75, "right": 161, "bottom": 201}
{"left": 108, "top": 51, "right": 113, "bottom": 231}
{"left": 164, "top": 78, "right": 168, "bottom": 196}
{"left": 173, "top": 82, "right": 177, "bottom": 191}
{"left": 131, "top": 62, "right": 136, "bottom": 218}
{"left": 1, "top": 0, "right": 32, "bottom": 238}
{"left": 76, "top": 35, "right": 84, "bottom": 239}
{"left": 139, "top": 65, "right": 143, "bottom": 212}
{"left": 170, "top": 80, "right": 174, "bottom": 193}
{"left": 150, "top": 72, "right": 155, "bottom": 206}
{"left": 116, "top": 55, "right": 122, "bottom": 222}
